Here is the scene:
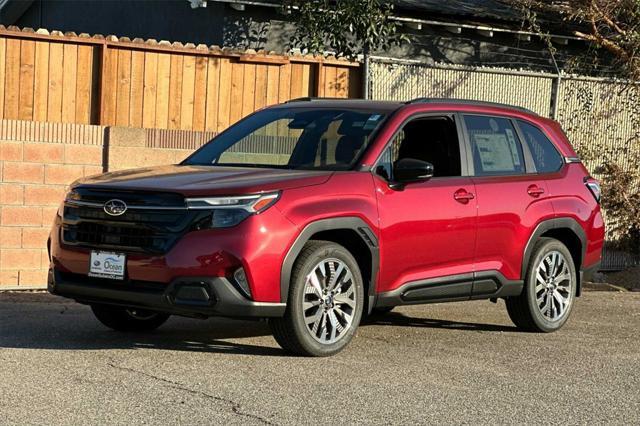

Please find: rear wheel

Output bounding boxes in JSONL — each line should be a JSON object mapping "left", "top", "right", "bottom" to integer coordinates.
{"left": 270, "top": 241, "right": 364, "bottom": 356}
{"left": 506, "top": 238, "right": 576, "bottom": 332}
{"left": 91, "top": 304, "right": 170, "bottom": 332}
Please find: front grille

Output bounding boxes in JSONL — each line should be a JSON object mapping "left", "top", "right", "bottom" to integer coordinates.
{"left": 66, "top": 222, "right": 163, "bottom": 251}
{"left": 61, "top": 188, "right": 207, "bottom": 254}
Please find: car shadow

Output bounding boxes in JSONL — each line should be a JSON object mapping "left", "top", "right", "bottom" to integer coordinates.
{"left": 362, "top": 311, "right": 519, "bottom": 333}
{"left": 0, "top": 302, "right": 285, "bottom": 356}
{"left": 1, "top": 295, "right": 518, "bottom": 356}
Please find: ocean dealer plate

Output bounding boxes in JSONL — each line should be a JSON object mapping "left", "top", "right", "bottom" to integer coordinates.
{"left": 88, "top": 251, "right": 126, "bottom": 280}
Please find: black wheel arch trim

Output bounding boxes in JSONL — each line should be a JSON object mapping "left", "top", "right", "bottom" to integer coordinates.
{"left": 280, "top": 217, "right": 380, "bottom": 309}
{"left": 521, "top": 217, "right": 587, "bottom": 295}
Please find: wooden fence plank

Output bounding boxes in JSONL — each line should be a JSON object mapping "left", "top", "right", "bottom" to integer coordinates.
{"left": 217, "top": 58, "right": 232, "bottom": 131}
{"left": 61, "top": 43, "right": 78, "bottom": 123}
{"left": 301, "top": 63, "right": 311, "bottom": 98}
{"left": 115, "top": 48, "right": 132, "bottom": 126}
{"left": 325, "top": 65, "right": 338, "bottom": 97}
{"left": 290, "top": 63, "right": 304, "bottom": 99}
{"left": 192, "top": 56, "right": 208, "bottom": 131}
{"left": 18, "top": 39, "right": 36, "bottom": 121}
{"left": 129, "top": 50, "right": 145, "bottom": 127}
{"left": 0, "top": 37, "right": 5, "bottom": 119}
{"left": 100, "top": 46, "right": 118, "bottom": 125}
{"left": 167, "top": 54, "right": 183, "bottom": 129}
{"left": 47, "top": 42, "right": 64, "bottom": 122}
{"left": 254, "top": 64, "right": 268, "bottom": 110}
{"left": 241, "top": 63, "right": 256, "bottom": 118}
{"left": 3, "top": 37, "right": 21, "bottom": 119}
{"left": 204, "top": 57, "right": 220, "bottom": 132}
{"left": 229, "top": 61, "right": 244, "bottom": 125}
{"left": 180, "top": 55, "right": 196, "bottom": 130}
{"left": 315, "top": 63, "right": 325, "bottom": 97}
{"left": 278, "top": 63, "right": 291, "bottom": 103}
{"left": 142, "top": 51, "right": 158, "bottom": 128}
{"left": 75, "top": 44, "right": 93, "bottom": 123}
{"left": 155, "top": 53, "right": 171, "bottom": 128}
{"left": 335, "top": 66, "right": 348, "bottom": 98}
{"left": 266, "top": 65, "right": 279, "bottom": 107}
{"left": 33, "top": 41, "right": 50, "bottom": 122}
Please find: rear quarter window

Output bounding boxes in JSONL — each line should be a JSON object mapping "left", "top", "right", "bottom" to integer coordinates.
{"left": 464, "top": 115, "right": 526, "bottom": 176}
{"left": 518, "top": 121, "right": 563, "bottom": 173}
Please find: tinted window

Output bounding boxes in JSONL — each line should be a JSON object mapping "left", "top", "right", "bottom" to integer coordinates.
{"left": 464, "top": 115, "right": 525, "bottom": 176}
{"left": 185, "top": 108, "right": 386, "bottom": 170}
{"left": 376, "top": 116, "right": 461, "bottom": 180}
{"left": 518, "top": 121, "right": 563, "bottom": 173}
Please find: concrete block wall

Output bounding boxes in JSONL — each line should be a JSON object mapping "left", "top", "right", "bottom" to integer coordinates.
{"left": 0, "top": 119, "right": 208, "bottom": 289}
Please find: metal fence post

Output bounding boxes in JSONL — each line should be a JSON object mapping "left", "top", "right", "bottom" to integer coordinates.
{"left": 550, "top": 74, "right": 562, "bottom": 120}
{"left": 362, "top": 53, "right": 370, "bottom": 100}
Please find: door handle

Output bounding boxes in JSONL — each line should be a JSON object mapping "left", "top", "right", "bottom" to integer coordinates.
{"left": 453, "top": 188, "right": 475, "bottom": 204}
{"left": 527, "top": 185, "right": 545, "bottom": 198}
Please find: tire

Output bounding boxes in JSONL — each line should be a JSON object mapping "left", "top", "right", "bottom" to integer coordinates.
{"left": 506, "top": 238, "right": 577, "bottom": 332}
{"left": 91, "top": 304, "right": 170, "bottom": 332}
{"left": 269, "top": 240, "right": 364, "bottom": 357}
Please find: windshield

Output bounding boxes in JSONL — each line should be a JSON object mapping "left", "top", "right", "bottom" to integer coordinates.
{"left": 184, "top": 107, "right": 387, "bottom": 170}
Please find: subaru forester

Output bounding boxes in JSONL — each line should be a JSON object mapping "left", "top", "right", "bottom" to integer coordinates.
{"left": 48, "top": 98, "right": 604, "bottom": 356}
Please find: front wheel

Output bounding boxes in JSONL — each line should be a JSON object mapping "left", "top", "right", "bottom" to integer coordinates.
{"left": 506, "top": 238, "right": 577, "bottom": 332}
{"left": 91, "top": 304, "right": 170, "bottom": 332}
{"left": 270, "top": 241, "right": 364, "bottom": 357}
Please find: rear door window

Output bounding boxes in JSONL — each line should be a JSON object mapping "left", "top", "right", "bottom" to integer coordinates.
{"left": 517, "top": 121, "right": 563, "bottom": 173}
{"left": 464, "top": 115, "right": 525, "bottom": 176}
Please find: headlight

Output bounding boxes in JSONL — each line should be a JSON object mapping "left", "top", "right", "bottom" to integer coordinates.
{"left": 186, "top": 192, "right": 280, "bottom": 228}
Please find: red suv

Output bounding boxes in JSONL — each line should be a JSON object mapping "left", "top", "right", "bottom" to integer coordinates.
{"left": 48, "top": 98, "right": 604, "bottom": 356}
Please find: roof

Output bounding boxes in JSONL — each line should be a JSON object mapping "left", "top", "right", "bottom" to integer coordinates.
{"left": 278, "top": 97, "right": 539, "bottom": 117}
{"left": 280, "top": 98, "right": 403, "bottom": 112}
{"left": 210, "top": 0, "right": 579, "bottom": 39}
{"left": 393, "top": 0, "right": 522, "bottom": 22}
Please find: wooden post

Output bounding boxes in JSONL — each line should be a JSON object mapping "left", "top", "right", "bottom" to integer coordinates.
{"left": 315, "top": 61, "right": 325, "bottom": 97}
{"left": 97, "top": 41, "right": 108, "bottom": 125}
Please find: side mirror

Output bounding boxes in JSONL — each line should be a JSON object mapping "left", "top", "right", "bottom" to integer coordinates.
{"left": 393, "top": 158, "right": 434, "bottom": 183}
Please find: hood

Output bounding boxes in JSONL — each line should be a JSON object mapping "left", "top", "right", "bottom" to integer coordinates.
{"left": 73, "top": 165, "right": 333, "bottom": 196}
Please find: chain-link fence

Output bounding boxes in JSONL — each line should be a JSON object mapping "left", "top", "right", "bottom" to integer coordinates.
{"left": 368, "top": 57, "right": 640, "bottom": 271}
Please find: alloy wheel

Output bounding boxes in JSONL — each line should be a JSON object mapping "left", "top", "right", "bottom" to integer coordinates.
{"left": 302, "top": 258, "right": 357, "bottom": 344}
{"left": 534, "top": 250, "right": 573, "bottom": 322}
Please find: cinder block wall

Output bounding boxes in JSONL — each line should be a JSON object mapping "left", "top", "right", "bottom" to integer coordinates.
{"left": 0, "top": 119, "right": 206, "bottom": 288}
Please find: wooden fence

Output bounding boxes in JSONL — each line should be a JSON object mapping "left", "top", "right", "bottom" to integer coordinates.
{"left": 0, "top": 26, "right": 361, "bottom": 133}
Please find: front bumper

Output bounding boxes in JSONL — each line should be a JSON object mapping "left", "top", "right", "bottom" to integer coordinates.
{"left": 48, "top": 268, "right": 285, "bottom": 318}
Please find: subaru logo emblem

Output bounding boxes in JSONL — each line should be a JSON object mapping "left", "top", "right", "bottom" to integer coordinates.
{"left": 104, "top": 199, "right": 127, "bottom": 216}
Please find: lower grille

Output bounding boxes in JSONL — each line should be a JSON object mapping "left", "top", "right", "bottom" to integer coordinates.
{"left": 58, "top": 270, "right": 168, "bottom": 292}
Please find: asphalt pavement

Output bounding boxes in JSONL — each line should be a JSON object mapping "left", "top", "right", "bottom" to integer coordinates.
{"left": 0, "top": 291, "right": 638, "bottom": 425}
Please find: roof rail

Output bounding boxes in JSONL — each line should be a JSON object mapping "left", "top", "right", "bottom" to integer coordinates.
{"left": 406, "top": 98, "right": 536, "bottom": 115}
{"left": 285, "top": 97, "right": 346, "bottom": 103}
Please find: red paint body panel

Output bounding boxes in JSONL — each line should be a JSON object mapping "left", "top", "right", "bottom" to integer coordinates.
{"left": 472, "top": 174, "right": 554, "bottom": 280}
{"left": 373, "top": 174, "right": 477, "bottom": 292}
{"left": 50, "top": 100, "right": 604, "bottom": 307}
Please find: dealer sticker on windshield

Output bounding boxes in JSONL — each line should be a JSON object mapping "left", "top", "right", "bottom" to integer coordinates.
{"left": 89, "top": 251, "right": 126, "bottom": 280}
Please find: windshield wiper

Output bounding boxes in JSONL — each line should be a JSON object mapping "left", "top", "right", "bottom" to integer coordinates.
{"left": 186, "top": 162, "right": 294, "bottom": 170}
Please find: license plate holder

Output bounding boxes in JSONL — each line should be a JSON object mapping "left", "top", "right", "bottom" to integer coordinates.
{"left": 89, "top": 251, "right": 126, "bottom": 280}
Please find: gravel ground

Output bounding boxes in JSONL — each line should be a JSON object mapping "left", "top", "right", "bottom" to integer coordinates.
{"left": 0, "top": 291, "right": 638, "bottom": 425}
